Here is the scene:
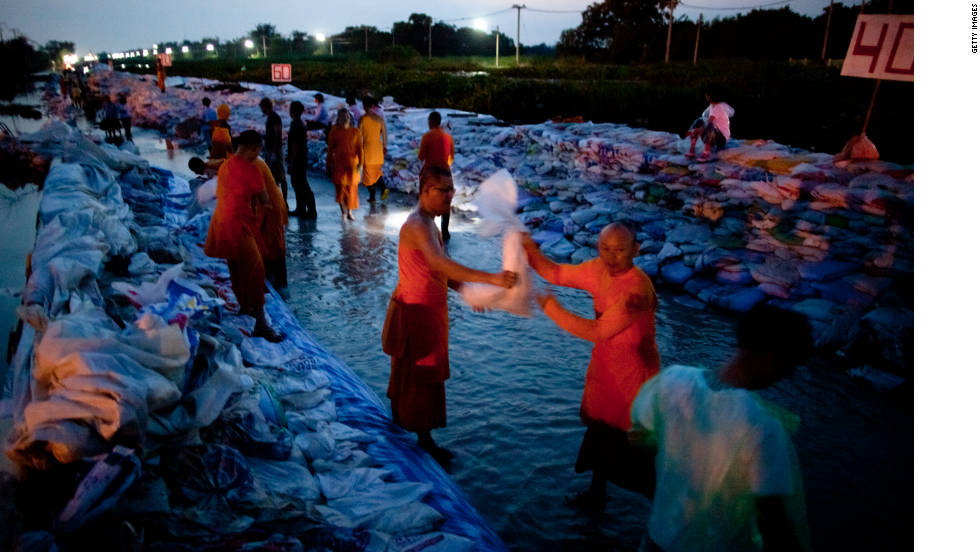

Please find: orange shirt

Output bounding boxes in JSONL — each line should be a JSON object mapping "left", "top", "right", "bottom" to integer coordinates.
{"left": 536, "top": 258, "right": 660, "bottom": 431}
{"left": 359, "top": 113, "right": 387, "bottom": 166}
{"left": 418, "top": 127, "right": 454, "bottom": 169}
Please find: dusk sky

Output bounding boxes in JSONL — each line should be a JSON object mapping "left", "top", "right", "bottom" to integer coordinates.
{"left": 3, "top": 0, "right": 865, "bottom": 56}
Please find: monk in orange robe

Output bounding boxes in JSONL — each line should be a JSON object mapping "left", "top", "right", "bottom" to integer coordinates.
{"left": 382, "top": 165, "right": 517, "bottom": 466}
{"left": 204, "top": 130, "right": 283, "bottom": 342}
{"left": 359, "top": 97, "right": 388, "bottom": 203}
{"left": 418, "top": 111, "right": 454, "bottom": 242}
{"left": 326, "top": 109, "right": 363, "bottom": 221}
{"left": 522, "top": 222, "right": 660, "bottom": 509}
{"left": 251, "top": 157, "right": 288, "bottom": 293}
{"left": 209, "top": 104, "right": 233, "bottom": 160}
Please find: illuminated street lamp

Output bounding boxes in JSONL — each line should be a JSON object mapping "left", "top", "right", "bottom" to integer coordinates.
{"left": 181, "top": 45, "right": 189, "bottom": 53}
{"left": 244, "top": 39, "right": 254, "bottom": 49}
{"left": 142, "top": 49, "right": 149, "bottom": 56}
{"left": 315, "top": 33, "right": 326, "bottom": 42}
{"left": 206, "top": 43, "right": 215, "bottom": 52}
{"left": 165, "top": 47, "right": 173, "bottom": 55}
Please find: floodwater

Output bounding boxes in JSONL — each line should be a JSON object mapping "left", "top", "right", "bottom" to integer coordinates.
{"left": 8, "top": 106, "right": 911, "bottom": 551}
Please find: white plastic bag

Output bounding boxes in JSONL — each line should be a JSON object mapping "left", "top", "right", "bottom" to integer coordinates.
{"left": 459, "top": 169, "right": 534, "bottom": 316}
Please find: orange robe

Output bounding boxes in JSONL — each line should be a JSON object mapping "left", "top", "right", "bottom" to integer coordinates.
{"left": 253, "top": 159, "right": 288, "bottom": 263}
{"left": 360, "top": 113, "right": 386, "bottom": 186}
{"left": 418, "top": 127, "right": 454, "bottom": 170}
{"left": 327, "top": 126, "right": 363, "bottom": 210}
{"left": 534, "top": 258, "right": 660, "bottom": 431}
{"left": 204, "top": 154, "right": 267, "bottom": 311}
{"left": 382, "top": 236, "right": 449, "bottom": 432}
{"left": 210, "top": 123, "right": 232, "bottom": 160}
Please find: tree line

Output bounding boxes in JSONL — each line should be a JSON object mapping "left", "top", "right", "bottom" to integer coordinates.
{"left": 558, "top": 0, "right": 914, "bottom": 63}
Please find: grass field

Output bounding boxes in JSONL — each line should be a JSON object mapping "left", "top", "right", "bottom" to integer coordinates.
{"left": 132, "top": 54, "right": 913, "bottom": 164}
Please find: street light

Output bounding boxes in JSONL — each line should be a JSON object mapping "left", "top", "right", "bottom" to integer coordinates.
{"left": 206, "top": 43, "right": 214, "bottom": 52}
{"left": 315, "top": 33, "right": 326, "bottom": 42}
{"left": 181, "top": 45, "right": 189, "bottom": 54}
{"left": 165, "top": 47, "right": 173, "bottom": 55}
{"left": 142, "top": 49, "right": 148, "bottom": 56}
{"left": 244, "top": 39, "right": 254, "bottom": 49}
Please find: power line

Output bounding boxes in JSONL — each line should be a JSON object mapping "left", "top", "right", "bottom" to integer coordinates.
{"left": 524, "top": 7, "right": 583, "bottom": 14}
{"left": 439, "top": 7, "right": 514, "bottom": 23}
{"left": 678, "top": 0, "right": 795, "bottom": 10}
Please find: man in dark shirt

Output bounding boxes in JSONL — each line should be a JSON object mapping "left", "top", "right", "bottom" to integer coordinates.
{"left": 287, "top": 101, "right": 317, "bottom": 218}
{"left": 259, "top": 97, "right": 288, "bottom": 202}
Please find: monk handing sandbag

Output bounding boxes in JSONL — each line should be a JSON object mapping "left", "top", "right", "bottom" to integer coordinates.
{"left": 382, "top": 165, "right": 517, "bottom": 466}
{"left": 522, "top": 222, "right": 661, "bottom": 510}
{"left": 204, "top": 130, "right": 283, "bottom": 342}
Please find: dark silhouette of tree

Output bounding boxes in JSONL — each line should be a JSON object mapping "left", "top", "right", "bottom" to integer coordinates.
{"left": 290, "top": 31, "right": 311, "bottom": 55}
{"left": 557, "top": 0, "right": 670, "bottom": 62}
{"left": 2, "top": 37, "right": 47, "bottom": 101}
{"left": 558, "top": 0, "right": 915, "bottom": 62}
{"left": 42, "top": 40, "right": 75, "bottom": 68}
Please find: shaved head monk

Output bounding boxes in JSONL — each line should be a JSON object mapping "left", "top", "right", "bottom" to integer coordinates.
{"left": 383, "top": 165, "right": 517, "bottom": 466}
{"left": 522, "top": 221, "right": 661, "bottom": 510}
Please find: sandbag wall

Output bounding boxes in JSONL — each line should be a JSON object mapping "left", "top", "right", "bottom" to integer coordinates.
{"left": 76, "top": 66, "right": 912, "bottom": 377}
{"left": 5, "top": 125, "right": 502, "bottom": 551}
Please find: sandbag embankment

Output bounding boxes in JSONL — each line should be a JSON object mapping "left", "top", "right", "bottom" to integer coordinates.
{"left": 4, "top": 123, "right": 501, "bottom": 551}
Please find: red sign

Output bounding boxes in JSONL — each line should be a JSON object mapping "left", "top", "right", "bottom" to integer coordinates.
{"left": 156, "top": 53, "right": 172, "bottom": 67}
{"left": 271, "top": 63, "right": 292, "bottom": 83}
{"left": 841, "top": 15, "right": 913, "bottom": 82}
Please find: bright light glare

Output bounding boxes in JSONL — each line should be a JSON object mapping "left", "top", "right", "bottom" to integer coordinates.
{"left": 181, "top": 45, "right": 189, "bottom": 53}
{"left": 120, "top": 64, "right": 126, "bottom": 68}
{"left": 244, "top": 39, "right": 254, "bottom": 48}
{"left": 206, "top": 43, "right": 214, "bottom": 51}
{"left": 62, "top": 53, "right": 78, "bottom": 67}
{"left": 315, "top": 33, "right": 326, "bottom": 42}
{"left": 142, "top": 49, "right": 149, "bottom": 56}
{"left": 473, "top": 19, "right": 488, "bottom": 32}
{"left": 165, "top": 47, "right": 173, "bottom": 55}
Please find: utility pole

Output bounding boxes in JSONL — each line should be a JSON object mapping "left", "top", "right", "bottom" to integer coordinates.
{"left": 512, "top": 4, "right": 526, "bottom": 65}
{"left": 428, "top": 21, "right": 432, "bottom": 59}
{"left": 495, "top": 26, "right": 500, "bottom": 68}
{"left": 329, "top": 38, "right": 333, "bottom": 56}
{"left": 262, "top": 35, "right": 267, "bottom": 58}
{"left": 364, "top": 28, "right": 368, "bottom": 52}
{"left": 693, "top": 13, "right": 702, "bottom": 65}
{"left": 821, "top": 0, "right": 833, "bottom": 61}
{"left": 665, "top": 0, "right": 677, "bottom": 63}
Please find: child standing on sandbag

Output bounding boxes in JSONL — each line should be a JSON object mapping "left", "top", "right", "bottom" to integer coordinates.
{"left": 685, "top": 86, "right": 734, "bottom": 163}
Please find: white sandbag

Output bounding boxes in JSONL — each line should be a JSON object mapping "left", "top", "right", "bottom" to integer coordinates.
{"left": 459, "top": 170, "right": 534, "bottom": 316}
{"left": 55, "top": 446, "right": 141, "bottom": 533}
{"left": 110, "top": 263, "right": 185, "bottom": 308}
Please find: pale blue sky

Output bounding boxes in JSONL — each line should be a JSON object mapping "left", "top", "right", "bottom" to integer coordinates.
{"left": 2, "top": 0, "right": 864, "bottom": 56}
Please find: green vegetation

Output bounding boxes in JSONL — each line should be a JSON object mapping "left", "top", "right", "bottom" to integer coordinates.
{"left": 135, "top": 55, "right": 911, "bottom": 164}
